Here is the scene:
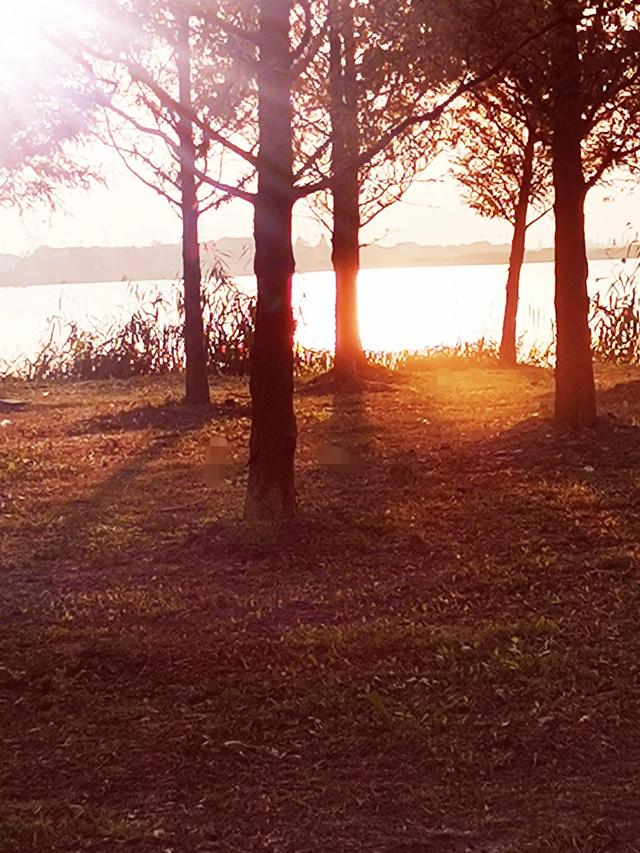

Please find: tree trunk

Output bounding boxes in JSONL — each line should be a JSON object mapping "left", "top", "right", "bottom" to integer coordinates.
{"left": 177, "top": 14, "right": 210, "bottom": 406}
{"left": 499, "top": 132, "right": 535, "bottom": 367}
{"left": 332, "top": 181, "right": 362, "bottom": 382}
{"left": 245, "top": 0, "right": 297, "bottom": 520}
{"left": 551, "top": 3, "right": 596, "bottom": 428}
{"left": 329, "top": 0, "right": 364, "bottom": 382}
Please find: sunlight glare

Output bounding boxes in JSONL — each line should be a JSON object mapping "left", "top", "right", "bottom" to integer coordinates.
{"left": 0, "top": 0, "right": 79, "bottom": 93}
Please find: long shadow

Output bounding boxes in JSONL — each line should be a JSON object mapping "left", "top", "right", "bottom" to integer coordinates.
{"left": 125, "top": 368, "right": 640, "bottom": 610}
{"left": 7, "top": 401, "right": 228, "bottom": 588}
{"left": 304, "top": 376, "right": 396, "bottom": 509}
{"left": 599, "top": 377, "right": 640, "bottom": 415}
{"left": 70, "top": 397, "right": 249, "bottom": 436}
{"left": 187, "top": 369, "right": 640, "bottom": 621}
{"left": 168, "top": 374, "right": 402, "bottom": 561}
{"left": 474, "top": 406, "right": 640, "bottom": 476}
{"left": 7, "top": 370, "right": 640, "bottom": 852}
{"left": 185, "top": 372, "right": 444, "bottom": 582}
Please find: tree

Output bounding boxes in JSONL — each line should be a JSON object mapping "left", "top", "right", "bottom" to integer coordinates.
{"left": 87, "top": 0, "right": 306, "bottom": 517}
{"left": 301, "top": 0, "right": 559, "bottom": 383}
{"left": 544, "top": 0, "right": 639, "bottom": 427}
{"left": 322, "top": 0, "right": 431, "bottom": 381}
{"left": 549, "top": 1, "right": 597, "bottom": 427}
{"left": 75, "top": 1, "right": 237, "bottom": 405}
{"left": 202, "top": 0, "right": 563, "bottom": 515}
{"left": 450, "top": 85, "right": 551, "bottom": 366}
{"left": 449, "top": 0, "right": 639, "bottom": 424}
{"left": 176, "top": 10, "right": 210, "bottom": 405}
{"left": 77, "top": 0, "right": 562, "bottom": 518}
{"left": 328, "top": 0, "right": 364, "bottom": 381}
{"left": 0, "top": 99, "right": 93, "bottom": 209}
{"left": 245, "top": 0, "right": 298, "bottom": 518}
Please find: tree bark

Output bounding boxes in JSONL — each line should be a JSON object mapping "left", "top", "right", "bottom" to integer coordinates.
{"left": 551, "top": 3, "right": 596, "bottom": 428}
{"left": 499, "top": 131, "right": 535, "bottom": 367}
{"left": 177, "top": 14, "right": 210, "bottom": 406}
{"left": 329, "top": 0, "right": 364, "bottom": 382}
{"left": 245, "top": 0, "right": 297, "bottom": 520}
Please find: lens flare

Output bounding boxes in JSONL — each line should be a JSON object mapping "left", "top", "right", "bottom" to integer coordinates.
{"left": 0, "top": 0, "right": 87, "bottom": 95}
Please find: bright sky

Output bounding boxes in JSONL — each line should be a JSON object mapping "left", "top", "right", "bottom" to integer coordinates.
{"left": 1, "top": 153, "right": 637, "bottom": 257}
{"left": 0, "top": 0, "right": 637, "bottom": 257}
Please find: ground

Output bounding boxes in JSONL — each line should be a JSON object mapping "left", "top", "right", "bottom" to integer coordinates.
{"left": 2, "top": 362, "right": 640, "bottom": 852}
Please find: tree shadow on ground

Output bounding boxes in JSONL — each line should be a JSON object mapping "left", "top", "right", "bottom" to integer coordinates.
{"left": 303, "top": 378, "right": 394, "bottom": 509}
{"left": 474, "top": 410, "right": 640, "bottom": 475}
{"left": 181, "top": 373, "right": 640, "bottom": 625}
{"left": 7, "top": 371, "right": 640, "bottom": 851}
{"left": 20, "top": 436, "right": 196, "bottom": 580}
{"left": 296, "top": 364, "right": 399, "bottom": 398}
{"left": 7, "top": 407, "right": 228, "bottom": 586}
{"left": 530, "top": 370, "right": 640, "bottom": 423}
{"left": 599, "top": 377, "right": 640, "bottom": 415}
{"left": 180, "top": 374, "right": 448, "bottom": 582}
{"left": 69, "top": 397, "right": 249, "bottom": 436}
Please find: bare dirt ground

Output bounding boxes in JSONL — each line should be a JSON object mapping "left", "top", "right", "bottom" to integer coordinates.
{"left": 2, "top": 362, "right": 640, "bottom": 852}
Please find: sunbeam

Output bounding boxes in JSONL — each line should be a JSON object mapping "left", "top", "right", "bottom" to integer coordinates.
{"left": 0, "top": 0, "right": 89, "bottom": 94}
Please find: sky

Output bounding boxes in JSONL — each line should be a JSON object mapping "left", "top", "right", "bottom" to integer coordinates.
{"left": 0, "top": 0, "right": 638, "bottom": 259}
{"left": 1, "top": 148, "right": 637, "bottom": 258}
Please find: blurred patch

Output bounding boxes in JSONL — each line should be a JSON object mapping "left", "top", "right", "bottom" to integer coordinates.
{"left": 316, "top": 443, "right": 364, "bottom": 475}
{"left": 204, "top": 436, "right": 231, "bottom": 485}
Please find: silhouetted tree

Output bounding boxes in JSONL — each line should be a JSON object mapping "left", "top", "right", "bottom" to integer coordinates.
{"left": 447, "top": 0, "right": 639, "bottom": 425}
{"left": 76, "top": 0, "right": 571, "bottom": 517}
{"left": 549, "top": 2, "right": 596, "bottom": 426}
{"left": 323, "top": 0, "right": 430, "bottom": 381}
{"left": 450, "top": 85, "right": 551, "bottom": 365}
{"left": 543, "top": 0, "right": 639, "bottom": 426}
{"left": 222, "top": 0, "right": 565, "bottom": 514}
{"left": 75, "top": 2, "right": 242, "bottom": 404}
{"left": 328, "top": 0, "right": 364, "bottom": 381}
{"left": 176, "top": 10, "right": 210, "bottom": 405}
{"left": 245, "top": 0, "right": 298, "bottom": 518}
{"left": 297, "top": 0, "right": 518, "bottom": 383}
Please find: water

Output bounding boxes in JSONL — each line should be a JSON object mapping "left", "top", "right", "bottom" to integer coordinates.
{"left": 0, "top": 259, "right": 622, "bottom": 366}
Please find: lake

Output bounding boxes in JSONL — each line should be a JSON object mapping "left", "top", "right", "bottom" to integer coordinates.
{"left": 0, "top": 258, "right": 624, "bottom": 369}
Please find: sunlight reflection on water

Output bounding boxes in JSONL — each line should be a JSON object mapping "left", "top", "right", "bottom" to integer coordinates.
{"left": 0, "top": 259, "right": 620, "bottom": 364}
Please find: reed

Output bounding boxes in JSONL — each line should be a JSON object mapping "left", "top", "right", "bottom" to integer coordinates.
{"left": 591, "top": 239, "right": 640, "bottom": 365}
{"left": 7, "top": 251, "right": 639, "bottom": 383}
{"left": 3, "top": 263, "right": 255, "bottom": 382}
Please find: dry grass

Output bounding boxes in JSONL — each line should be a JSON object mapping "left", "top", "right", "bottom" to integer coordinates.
{"left": 2, "top": 363, "right": 640, "bottom": 851}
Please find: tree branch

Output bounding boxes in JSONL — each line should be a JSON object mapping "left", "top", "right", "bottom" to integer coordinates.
{"left": 294, "top": 16, "right": 562, "bottom": 199}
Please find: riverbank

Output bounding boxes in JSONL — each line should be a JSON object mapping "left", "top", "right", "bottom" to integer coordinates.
{"left": 0, "top": 239, "right": 625, "bottom": 288}
{"left": 2, "top": 363, "right": 640, "bottom": 850}
{"left": 0, "top": 259, "right": 623, "bottom": 370}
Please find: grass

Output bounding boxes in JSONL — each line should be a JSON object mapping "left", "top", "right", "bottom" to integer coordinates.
{"left": 2, "top": 362, "right": 640, "bottom": 851}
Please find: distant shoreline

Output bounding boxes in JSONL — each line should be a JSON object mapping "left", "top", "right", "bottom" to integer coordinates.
{"left": 0, "top": 240, "right": 624, "bottom": 289}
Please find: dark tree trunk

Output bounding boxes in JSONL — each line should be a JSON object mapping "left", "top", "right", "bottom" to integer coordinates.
{"left": 177, "top": 14, "right": 210, "bottom": 406}
{"left": 499, "top": 132, "right": 535, "bottom": 367}
{"left": 329, "top": 0, "right": 364, "bottom": 382}
{"left": 245, "top": 0, "right": 297, "bottom": 520}
{"left": 551, "top": 3, "right": 596, "bottom": 427}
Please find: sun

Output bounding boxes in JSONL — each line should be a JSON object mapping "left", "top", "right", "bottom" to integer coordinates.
{"left": 0, "top": 0, "right": 83, "bottom": 94}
